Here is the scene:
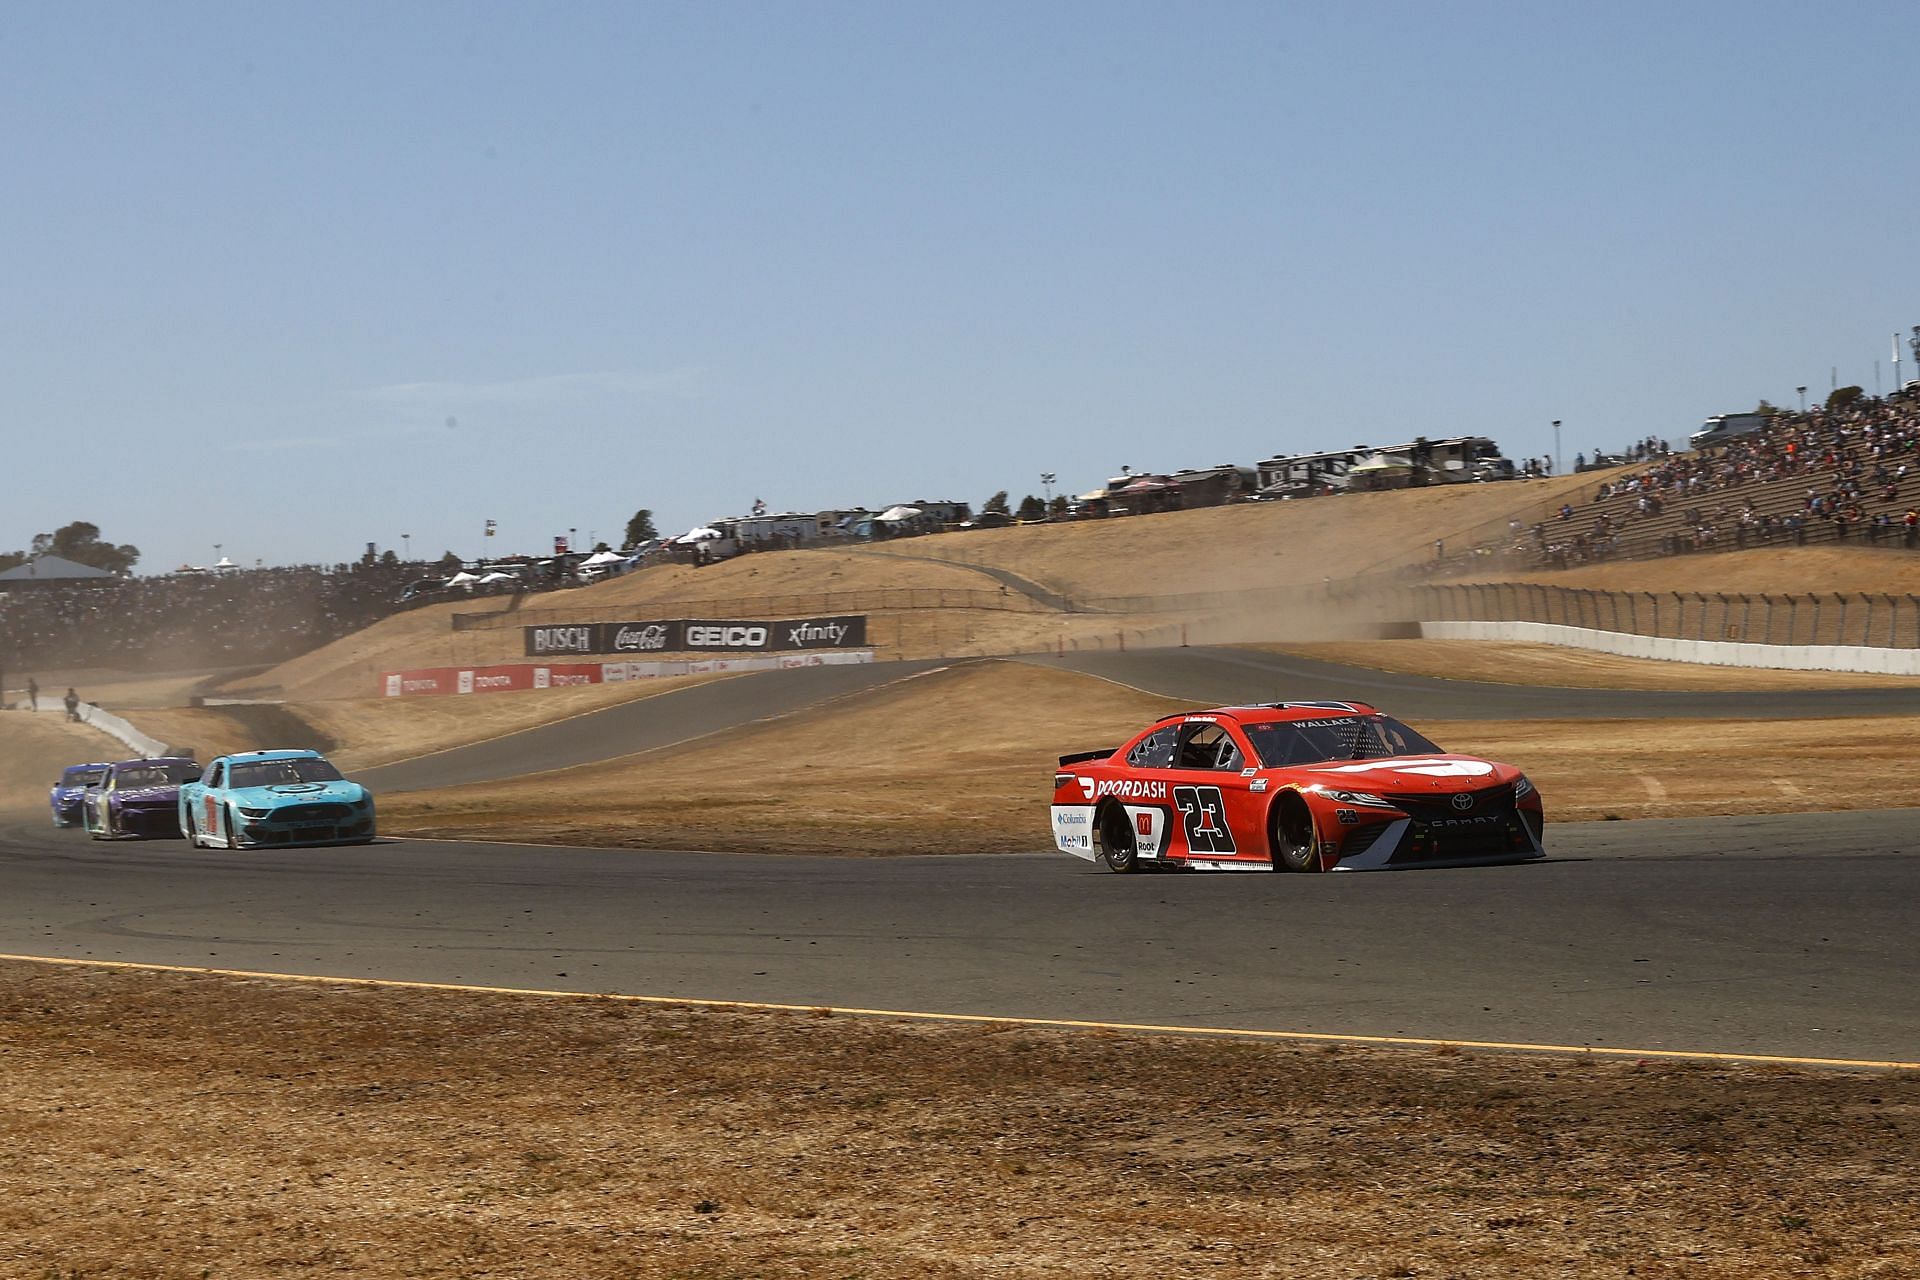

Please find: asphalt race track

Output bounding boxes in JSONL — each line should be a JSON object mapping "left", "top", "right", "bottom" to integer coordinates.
{"left": 9, "top": 645, "right": 1920, "bottom": 1067}
{"left": 357, "top": 658, "right": 952, "bottom": 793}
{"left": 3, "top": 809, "right": 1918, "bottom": 1064}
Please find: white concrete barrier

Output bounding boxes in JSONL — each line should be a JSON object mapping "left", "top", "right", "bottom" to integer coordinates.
{"left": 1419, "top": 620, "right": 1920, "bottom": 675}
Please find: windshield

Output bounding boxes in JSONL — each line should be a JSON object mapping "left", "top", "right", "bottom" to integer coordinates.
{"left": 1244, "top": 715, "right": 1442, "bottom": 767}
{"left": 228, "top": 758, "right": 344, "bottom": 789}
{"left": 61, "top": 766, "right": 106, "bottom": 786}
{"left": 115, "top": 763, "right": 199, "bottom": 788}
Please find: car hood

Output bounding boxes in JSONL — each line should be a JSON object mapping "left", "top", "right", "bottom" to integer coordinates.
{"left": 232, "top": 781, "right": 369, "bottom": 805}
{"left": 113, "top": 784, "right": 183, "bottom": 804}
{"left": 1291, "top": 755, "right": 1518, "bottom": 793}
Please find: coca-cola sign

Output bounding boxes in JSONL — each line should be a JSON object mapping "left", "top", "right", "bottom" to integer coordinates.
{"left": 612, "top": 623, "right": 674, "bottom": 652}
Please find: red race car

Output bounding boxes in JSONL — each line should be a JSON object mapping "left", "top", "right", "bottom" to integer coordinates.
{"left": 1051, "top": 701, "right": 1543, "bottom": 872}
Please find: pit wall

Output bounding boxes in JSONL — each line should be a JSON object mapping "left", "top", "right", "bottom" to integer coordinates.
{"left": 1418, "top": 621, "right": 1920, "bottom": 675}
{"left": 381, "top": 650, "right": 875, "bottom": 697}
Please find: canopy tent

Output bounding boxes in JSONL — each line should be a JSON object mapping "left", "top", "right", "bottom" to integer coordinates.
{"left": 475, "top": 571, "right": 518, "bottom": 584}
{"left": 444, "top": 571, "right": 481, "bottom": 587}
{"left": 675, "top": 527, "right": 723, "bottom": 544}
{"left": 874, "top": 505, "right": 922, "bottom": 522}
{"left": 212, "top": 556, "right": 238, "bottom": 570}
{"left": 580, "top": 549, "right": 625, "bottom": 566}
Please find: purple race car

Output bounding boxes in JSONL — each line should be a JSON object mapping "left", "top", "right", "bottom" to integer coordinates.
{"left": 50, "top": 762, "right": 112, "bottom": 827}
{"left": 81, "top": 758, "right": 203, "bottom": 840}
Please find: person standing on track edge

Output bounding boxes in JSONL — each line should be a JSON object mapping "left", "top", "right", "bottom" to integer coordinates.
{"left": 63, "top": 687, "right": 80, "bottom": 722}
{"left": 27, "top": 676, "right": 38, "bottom": 711}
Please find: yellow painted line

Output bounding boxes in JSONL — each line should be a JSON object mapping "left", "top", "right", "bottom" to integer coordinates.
{"left": 1, "top": 952, "right": 1913, "bottom": 1072}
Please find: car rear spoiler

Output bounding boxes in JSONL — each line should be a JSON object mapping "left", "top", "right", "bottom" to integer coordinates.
{"left": 1057, "top": 748, "right": 1116, "bottom": 767}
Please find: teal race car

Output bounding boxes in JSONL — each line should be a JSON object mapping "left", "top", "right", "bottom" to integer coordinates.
{"left": 178, "top": 749, "right": 377, "bottom": 849}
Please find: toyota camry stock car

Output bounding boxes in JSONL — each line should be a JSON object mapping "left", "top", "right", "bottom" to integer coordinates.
{"left": 81, "top": 757, "right": 202, "bottom": 840}
{"left": 178, "top": 749, "right": 376, "bottom": 849}
{"left": 1051, "top": 702, "right": 1543, "bottom": 872}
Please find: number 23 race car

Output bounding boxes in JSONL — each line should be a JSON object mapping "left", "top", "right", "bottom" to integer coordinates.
{"left": 1052, "top": 702, "right": 1543, "bottom": 872}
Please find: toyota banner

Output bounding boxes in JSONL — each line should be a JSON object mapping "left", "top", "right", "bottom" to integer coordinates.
{"left": 524, "top": 615, "right": 866, "bottom": 657}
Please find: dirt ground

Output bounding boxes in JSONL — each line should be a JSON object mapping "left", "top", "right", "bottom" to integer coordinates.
{"left": 1, "top": 961, "right": 1914, "bottom": 1279}
{"left": 1458, "top": 544, "right": 1920, "bottom": 596}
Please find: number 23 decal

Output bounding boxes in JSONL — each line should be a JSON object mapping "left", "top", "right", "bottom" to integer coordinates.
{"left": 1174, "top": 785, "right": 1236, "bottom": 854}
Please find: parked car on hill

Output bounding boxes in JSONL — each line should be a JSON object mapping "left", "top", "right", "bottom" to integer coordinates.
{"left": 178, "top": 749, "right": 376, "bottom": 849}
{"left": 82, "top": 757, "right": 202, "bottom": 839}
{"left": 49, "top": 762, "right": 112, "bottom": 827}
{"left": 1051, "top": 701, "right": 1543, "bottom": 872}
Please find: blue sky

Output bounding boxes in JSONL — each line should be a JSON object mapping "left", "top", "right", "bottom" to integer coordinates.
{"left": 4, "top": 1, "right": 1916, "bottom": 571}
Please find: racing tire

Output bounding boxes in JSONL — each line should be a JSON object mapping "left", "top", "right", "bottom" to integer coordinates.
{"left": 1098, "top": 803, "right": 1141, "bottom": 874}
{"left": 1271, "top": 793, "right": 1322, "bottom": 872}
{"left": 225, "top": 805, "right": 244, "bottom": 851}
{"left": 182, "top": 805, "right": 201, "bottom": 848}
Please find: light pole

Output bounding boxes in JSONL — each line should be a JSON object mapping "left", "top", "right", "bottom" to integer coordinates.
{"left": 402, "top": 533, "right": 411, "bottom": 561}
{"left": 1041, "top": 472, "right": 1055, "bottom": 505}
{"left": 1797, "top": 386, "right": 1807, "bottom": 414}
{"left": 1551, "top": 421, "right": 1561, "bottom": 476}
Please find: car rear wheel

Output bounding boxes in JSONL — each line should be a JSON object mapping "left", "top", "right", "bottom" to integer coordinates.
{"left": 1271, "top": 793, "right": 1321, "bottom": 872}
{"left": 1098, "top": 804, "right": 1140, "bottom": 873}
{"left": 225, "top": 805, "right": 243, "bottom": 850}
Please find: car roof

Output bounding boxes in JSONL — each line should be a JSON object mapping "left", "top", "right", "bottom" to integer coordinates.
{"left": 61, "top": 762, "right": 115, "bottom": 775}
{"left": 110, "top": 757, "right": 198, "bottom": 769}
{"left": 218, "top": 749, "right": 324, "bottom": 763}
{"left": 1148, "top": 701, "right": 1381, "bottom": 729}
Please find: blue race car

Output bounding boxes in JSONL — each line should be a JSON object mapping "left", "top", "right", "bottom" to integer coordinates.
{"left": 82, "top": 757, "right": 203, "bottom": 840}
{"left": 50, "top": 762, "right": 113, "bottom": 827}
{"left": 178, "top": 749, "right": 377, "bottom": 849}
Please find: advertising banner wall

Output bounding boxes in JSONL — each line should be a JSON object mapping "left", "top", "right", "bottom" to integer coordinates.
{"left": 383, "top": 650, "right": 874, "bottom": 696}
{"left": 382, "top": 664, "right": 602, "bottom": 697}
{"left": 523, "top": 615, "right": 866, "bottom": 657}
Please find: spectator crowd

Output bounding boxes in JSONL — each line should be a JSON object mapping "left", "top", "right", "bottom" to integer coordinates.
{"left": 0, "top": 560, "right": 419, "bottom": 671}
{"left": 1499, "top": 388, "right": 1920, "bottom": 569}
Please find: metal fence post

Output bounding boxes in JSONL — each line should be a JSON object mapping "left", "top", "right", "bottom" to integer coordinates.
{"left": 1836, "top": 593, "right": 1850, "bottom": 646}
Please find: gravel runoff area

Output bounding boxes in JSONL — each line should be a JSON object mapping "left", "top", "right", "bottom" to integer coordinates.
{"left": 2, "top": 960, "right": 1915, "bottom": 1279}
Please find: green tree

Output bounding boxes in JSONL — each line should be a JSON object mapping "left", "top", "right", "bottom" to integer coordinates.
{"left": 379, "top": 549, "right": 400, "bottom": 567}
{"left": 1015, "top": 494, "right": 1047, "bottom": 521}
{"left": 1827, "top": 386, "right": 1865, "bottom": 412}
{"left": 982, "top": 490, "right": 1010, "bottom": 516}
{"left": 1049, "top": 495, "right": 1070, "bottom": 517}
{"left": 437, "top": 550, "right": 463, "bottom": 571}
{"left": 624, "top": 509, "right": 658, "bottom": 547}
{"left": 27, "top": 522, "right": 139, "bottom": 574}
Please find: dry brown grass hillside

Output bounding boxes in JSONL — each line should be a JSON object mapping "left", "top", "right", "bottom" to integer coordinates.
{"left": 235, "top": 473, "right": 1609, "bottom": 701}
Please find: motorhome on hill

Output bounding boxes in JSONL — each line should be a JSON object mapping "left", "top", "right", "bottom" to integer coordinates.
{"left": 1258, "top": 436, "right": 1512, "bottom": 496}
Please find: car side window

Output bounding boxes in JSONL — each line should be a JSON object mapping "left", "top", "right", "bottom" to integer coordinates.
{"left": 1125, "top": 726, "right": 1178, "bottom": 769}
{"left": 1174, "top": 723, "right": 1243, "bottom": 771}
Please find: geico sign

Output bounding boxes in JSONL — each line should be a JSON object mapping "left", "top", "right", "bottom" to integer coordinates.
{"left": 686, "top": 624, "right": 768, "bottom": 648}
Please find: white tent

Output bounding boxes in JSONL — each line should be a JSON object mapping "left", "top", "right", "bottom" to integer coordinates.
{"left": 476, "top": 571, "right": 518, "bottom": 584}
{"left": 675, "top": 527, "right": 723, "bottom": 543}
{"left": 875, "top": 505, "right": 922, "bottom": 522}
{"left": 580, "top": 549, "right": 625, "bottom": 566}
{"left": 445, "top": 571, "right": 481, "bottom": 587}
{"left": 212, "top": 556, "right": 237, "bottom": 570}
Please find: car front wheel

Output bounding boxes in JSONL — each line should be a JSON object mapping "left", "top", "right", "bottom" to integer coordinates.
{"left": 1271, "top": 793, "right": 1322, "bottom": 872}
